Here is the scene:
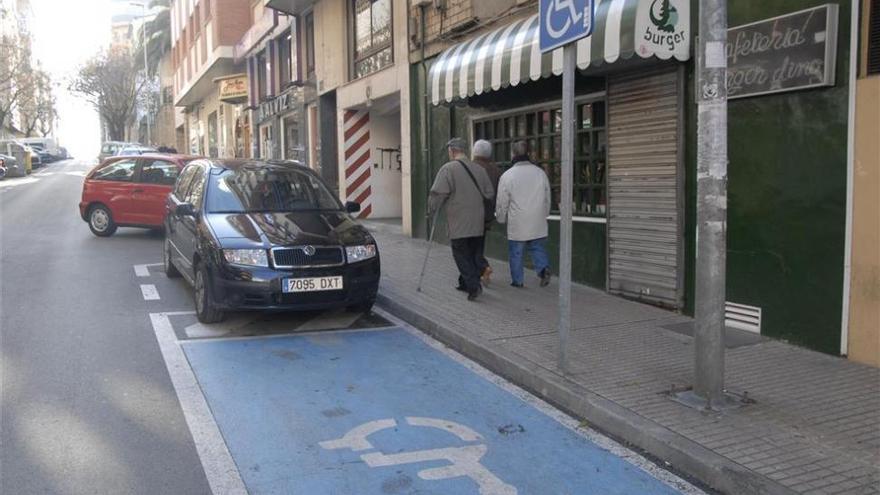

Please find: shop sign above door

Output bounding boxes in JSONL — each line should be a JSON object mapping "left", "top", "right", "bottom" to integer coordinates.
{"left": 725, "top": 4, "right": 839, "bottom": 100}
{"left": 218, "top": 75, "right": 249, "bottom": 104}
{"left": 256, "top": 89, "right": 301, "bottom": 123}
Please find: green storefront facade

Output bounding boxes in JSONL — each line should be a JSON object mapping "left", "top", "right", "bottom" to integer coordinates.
{"left": 408, "top": 0, "right": 852, "bottom": 355}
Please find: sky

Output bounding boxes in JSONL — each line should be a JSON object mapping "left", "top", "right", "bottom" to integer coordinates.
{"left": 28, "top": 0, "right": 136, "bottom": 159}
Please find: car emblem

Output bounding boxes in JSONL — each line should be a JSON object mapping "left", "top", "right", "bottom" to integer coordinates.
{"left": 302, "top": 245, "right": 316, "bottom": 256}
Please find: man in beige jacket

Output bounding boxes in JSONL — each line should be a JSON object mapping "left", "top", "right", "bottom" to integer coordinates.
{"left": 428, "top": 138, "right": 495, "bottom": 300}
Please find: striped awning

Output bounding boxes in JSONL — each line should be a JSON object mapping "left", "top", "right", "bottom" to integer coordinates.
{"left": 429, "top": 0, "right": 691, "bottom": 105}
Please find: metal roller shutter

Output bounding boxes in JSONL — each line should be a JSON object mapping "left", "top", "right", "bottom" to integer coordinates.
{"left": 607, "top": 66, "right": 684, "bottom": 309}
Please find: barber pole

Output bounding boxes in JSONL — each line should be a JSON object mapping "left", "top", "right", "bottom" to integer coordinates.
{"left": 343, "top": 109, "right": 372, "bottom": 219}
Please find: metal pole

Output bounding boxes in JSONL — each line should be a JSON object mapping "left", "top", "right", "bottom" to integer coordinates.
{"left": 558, "top": 43, "right": 576, "bottom": 374}
{"left": 694, "top": 0, "right": 728, "bottom": 406}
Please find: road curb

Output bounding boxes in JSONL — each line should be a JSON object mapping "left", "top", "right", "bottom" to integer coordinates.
{"left": 376, "top": 292, "right": 796, "bottom": 495}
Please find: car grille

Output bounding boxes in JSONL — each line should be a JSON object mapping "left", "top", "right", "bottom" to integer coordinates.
{"left": 272, "top": 246, "right": 344, "bottom": 268}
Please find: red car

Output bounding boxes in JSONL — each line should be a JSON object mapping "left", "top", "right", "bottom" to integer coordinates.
{"left": 79, "top": 154, "right": 200, "bottom": 236}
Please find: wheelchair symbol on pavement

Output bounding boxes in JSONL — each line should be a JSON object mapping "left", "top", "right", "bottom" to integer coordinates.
{"left": 320, "top": 417, "right": 518, "bottom": 495}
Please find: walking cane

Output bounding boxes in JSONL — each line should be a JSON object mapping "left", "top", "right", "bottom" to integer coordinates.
{"left": 417, "top": 210, "right": 440, "bottom": 292}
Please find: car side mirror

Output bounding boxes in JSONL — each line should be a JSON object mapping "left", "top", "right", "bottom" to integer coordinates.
{"left": 176, "top": 202, "right": 195, "bottom": 217}
{"left": 345, "top": 201, "right": 361, "bottom": 213}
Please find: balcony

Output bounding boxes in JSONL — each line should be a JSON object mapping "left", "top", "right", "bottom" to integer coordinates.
{"left": 234, "top": 8, "right": 278, "bottom": 62}
{"left": 264, "top": 0, "right": 315, "bottom": 15}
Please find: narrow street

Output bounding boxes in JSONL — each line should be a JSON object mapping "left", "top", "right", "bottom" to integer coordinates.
{"left": 0, "top": 160, "right": 702, "bottom": 494}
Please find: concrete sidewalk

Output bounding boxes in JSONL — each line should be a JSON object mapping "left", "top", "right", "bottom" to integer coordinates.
{"left": 366, "top": 221, "right": 880, "bottom": 495}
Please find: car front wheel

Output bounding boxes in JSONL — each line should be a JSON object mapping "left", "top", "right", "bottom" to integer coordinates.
{"left": 88, "top": 205, "right": 117, "bottom": 237}
{"left": 194, "top": 264, "right": 224, "bottom": 323}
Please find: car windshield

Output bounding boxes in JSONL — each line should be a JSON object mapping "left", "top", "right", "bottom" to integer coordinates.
{"left": 207, "top": 168, "right": 342, "bottom": 213}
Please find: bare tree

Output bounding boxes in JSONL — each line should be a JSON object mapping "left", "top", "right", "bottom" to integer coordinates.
{"left": 19, "top": 68, "right": 54, "bottom": 137}
{"left": 0, "top": 14, "right": 34, "bottom": 133}
{"left": 70, "top": 50, "right": 147, "bottom": 141}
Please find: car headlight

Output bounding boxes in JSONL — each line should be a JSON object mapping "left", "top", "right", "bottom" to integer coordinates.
{"left": 345, "top": 244, "right": 377, "bottom": 263}
{"left": 223, "top": 249, "right": 268, "bottom": 267}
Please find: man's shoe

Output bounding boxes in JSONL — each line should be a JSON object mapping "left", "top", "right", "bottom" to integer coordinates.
{"left": 455, "top": 285, "right": 468, "bottom": 292}
{"left": 510, "top": 282, "right": 523, "bottom": 288}
{"left": 540, "top": 269, "right": 551, "bottom": 287}
{"left": 480, "top": 266, "right": 493, "bottom": 286}
{"left": 467, "top": 286, "right": 483, "bottom": 301}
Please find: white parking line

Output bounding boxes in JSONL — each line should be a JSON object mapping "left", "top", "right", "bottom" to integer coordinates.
{"left": 140, "top": 284, "right": 160, "bottom": 300}
{"left": 134, "top": 263, "right": 163, "bottom": 277}
{"left": 149, "top": 312, "right": 247, "bottom": 495}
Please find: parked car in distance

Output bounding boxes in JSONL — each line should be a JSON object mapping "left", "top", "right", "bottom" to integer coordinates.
{"left": 79, "top": 154, "right": 201, "bottom": 237}
{"left": 164, "top": 159, "right": 380, "bottom": 323}
{"left": 0, "top": 142, "right": 30, "bottom": 175}
{"left": 23, "top": 144, "right": 42, "bottom": 168}
{"left": 98, "top": 141, "right": 135, "bottom": 161}
{"left": 21, "top": 137, "right": 62, "bottom": 160}
{"left": 0, "top": 159, "right": 6, "bottom": 179}
{"left": 0, "top": 153, "right": 20, "bottom": 178}
{"left": 115, "top": 145, "right": 158, "bottom": 156}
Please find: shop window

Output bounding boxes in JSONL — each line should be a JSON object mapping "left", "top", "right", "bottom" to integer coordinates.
{"left": 279, "top": 30, "right": 294, "bottom": 88}
{"left": 473, "top": 98, "right": 607, "bottom": 217}
{"left": 304, "top": 12, "right": 316, "bottom": 77}
{"left": 350, "top": 0, "right": 393, "bottom": 79}
{"left": 256, "top": 50, "right": 268, "bottom": 101}
{"left": 207, "top": 111, "right": 218, "bottom": 158}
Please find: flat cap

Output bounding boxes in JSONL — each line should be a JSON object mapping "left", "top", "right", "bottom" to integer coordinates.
{"left": 446, "top": 137, "right": 467, "bottom": 150}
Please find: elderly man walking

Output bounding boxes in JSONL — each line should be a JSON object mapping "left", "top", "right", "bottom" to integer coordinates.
{"left": 428, "top": 138, "right": 495, "bottom": 301}
{"left": 472, "top": 139, "right": 502, "bottom": 285}
{"left": 495, "top": 140, "right": 552, "bottom": 288}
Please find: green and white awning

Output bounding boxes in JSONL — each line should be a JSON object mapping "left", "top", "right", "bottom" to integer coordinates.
{"left": 429, "top": 0, "right": 691, "bottom": 105}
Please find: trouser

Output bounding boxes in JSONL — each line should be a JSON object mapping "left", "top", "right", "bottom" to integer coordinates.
{"left": 508, "top": 237, "right": 550, "bottom": 286}
{"left": 451, "top": 236, "right": 484, "bottom": 294}
{"left": 476, "top": 234, "right": 489, "bottom": 273}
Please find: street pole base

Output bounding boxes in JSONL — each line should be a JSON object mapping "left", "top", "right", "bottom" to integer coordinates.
{"left": 670, "top": 389, "right": 747, "bottom": 413}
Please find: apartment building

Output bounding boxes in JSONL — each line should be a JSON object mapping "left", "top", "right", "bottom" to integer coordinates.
{"left": 266, "top": 0, "right": 412, "bottom": 225}
{"left": 170, "top": 0, "right": 250, "bottom": 157}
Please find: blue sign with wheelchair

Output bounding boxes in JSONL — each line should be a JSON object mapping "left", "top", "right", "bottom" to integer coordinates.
{"left": 539, "top": 0, "right": 595, "bottom": 53}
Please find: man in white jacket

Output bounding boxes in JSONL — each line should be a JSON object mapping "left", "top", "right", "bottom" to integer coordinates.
{"left": 495, "top": 141, "right": 552, "bottom": 288}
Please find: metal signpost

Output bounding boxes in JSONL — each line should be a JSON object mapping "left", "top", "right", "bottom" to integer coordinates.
{"left": 539, "top": 0, "right": 593, "bottom": 374}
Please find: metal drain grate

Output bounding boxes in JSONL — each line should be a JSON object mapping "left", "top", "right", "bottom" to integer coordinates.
{"left": 725, "top": 302, "right": 762, "bottom": 334}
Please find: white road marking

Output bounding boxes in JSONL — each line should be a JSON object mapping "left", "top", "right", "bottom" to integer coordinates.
{"left": 184, "top": 316, "right": 256, "bottom": 339}
{"left": 140, "top": 284, "right": 160, "bottom": 300}
{"left": 134, "top": 263, "right": 163, "bottom": 277}
{"left": 372, "top": 308, "right": 706, "bottom": 495}
{"left": 406, "top": 417, "right": 482, "bottom": 442}
{"left": 318, "top": 419, "right": 397, "bottom": 452}
{"left": 149, "top": 312, "right": 248, "bottom": 495}
{"left": 0, "top": 177, "right": 40, "bottom": 188}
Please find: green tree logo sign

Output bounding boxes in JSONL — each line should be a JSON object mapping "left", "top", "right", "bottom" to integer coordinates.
{"left": 649, "top": 0, "right": 679, "bottom": 33}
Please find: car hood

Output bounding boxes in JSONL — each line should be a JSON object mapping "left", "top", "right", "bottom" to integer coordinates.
{"left": 207, "top": 211, "right": 373, "bottom": 247}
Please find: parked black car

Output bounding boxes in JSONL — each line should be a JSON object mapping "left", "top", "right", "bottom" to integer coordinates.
{"left": 164, "top": 159, "right": 380, "bottom": 323}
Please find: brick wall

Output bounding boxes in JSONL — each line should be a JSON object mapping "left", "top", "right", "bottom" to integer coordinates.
{"left": 214, "top": 0, "right": 252, "bottom": 47}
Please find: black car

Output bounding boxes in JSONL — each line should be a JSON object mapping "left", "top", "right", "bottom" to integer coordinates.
{"left": 164, "top": 159, "right": 380, "bottom": 323}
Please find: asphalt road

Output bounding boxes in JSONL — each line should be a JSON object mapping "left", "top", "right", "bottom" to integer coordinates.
{"left": 0, "top": 159, "right": 701, "bottom": 495}
{"left": 0, "top": 159, "right": 212, "bottom": 495}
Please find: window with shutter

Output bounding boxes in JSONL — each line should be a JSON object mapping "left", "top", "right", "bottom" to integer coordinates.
{"left": 869, "top": 0, "right": 880, "bottom": 75}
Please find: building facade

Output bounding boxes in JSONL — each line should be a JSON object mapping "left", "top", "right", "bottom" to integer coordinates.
{"left": 846, "top": 0, "right": 879, "bottom": 367}
{"left": 170, "top": 0, "right": 250, "bottom": 158}
{"left": 265, "top": 0, "right": 413, "bottom": 227}
{"left": 408, "top": 0, "right": 868, "bottom": 360}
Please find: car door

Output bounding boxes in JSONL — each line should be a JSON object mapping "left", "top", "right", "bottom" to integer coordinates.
{"left": 167, "top": 164, "right": 199, "bottom": 277}
{"left": 177, "top": 165, "right": 208, "bottom": 280}
{"left": 132, "top": 158, "right": 181, "bottom": 226}
{"left": 89, "top": 158, "right": 139, "bottom": 224}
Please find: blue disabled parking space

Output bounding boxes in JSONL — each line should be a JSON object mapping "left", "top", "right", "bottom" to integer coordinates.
{"left": 182, "top": 328, "right": 684, "bottom": 495}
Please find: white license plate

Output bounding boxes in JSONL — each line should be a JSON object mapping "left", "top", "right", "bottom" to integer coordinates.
{"left": 283, "top": 276, "right": 344, "bottom": 293}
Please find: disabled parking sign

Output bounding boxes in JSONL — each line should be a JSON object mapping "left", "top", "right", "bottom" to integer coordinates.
{"left": 539, "top": 0, "right": 594, "bottom": 53}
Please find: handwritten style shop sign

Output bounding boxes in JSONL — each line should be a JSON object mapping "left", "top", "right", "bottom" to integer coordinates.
{"left": 726, "top": 4, "right": 839, "bottom": 100}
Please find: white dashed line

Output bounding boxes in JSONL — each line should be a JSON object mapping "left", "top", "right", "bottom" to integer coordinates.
{"left": 134, "top": 263, "right": 164, "bottom": 277}
{"left": 140, "top": 284, "right": 160, "bottom": 300}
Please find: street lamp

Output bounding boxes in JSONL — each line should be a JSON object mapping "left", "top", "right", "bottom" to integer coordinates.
{"left": 131, "top": 1, "right": 152, "bottom": 146}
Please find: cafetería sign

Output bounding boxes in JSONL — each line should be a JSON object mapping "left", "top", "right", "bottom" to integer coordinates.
{"left": 725, "top": 4, "right": 839, "bottom": 100}
{"left": 218, "top": 75, "right": 249, "bottom": 103}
